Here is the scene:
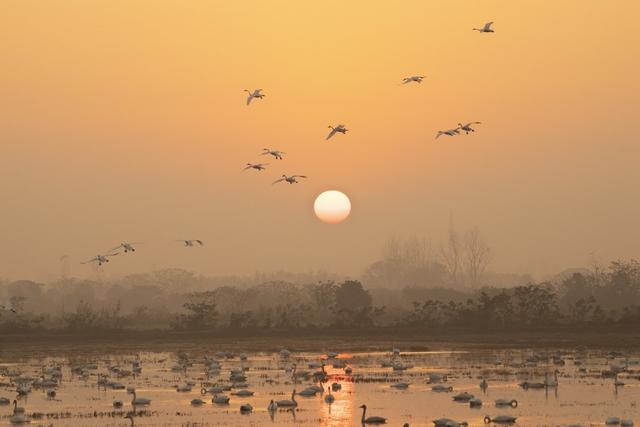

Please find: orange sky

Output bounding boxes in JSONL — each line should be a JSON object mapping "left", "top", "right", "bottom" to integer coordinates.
{"left": 1, "top": 1, "right": 639, "bottom": 281}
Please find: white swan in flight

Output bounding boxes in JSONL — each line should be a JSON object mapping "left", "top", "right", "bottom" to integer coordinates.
{"left": 272, "top": 175, "right": 307, "bottom": 185}
{"left": 473, "top": 22, "right": 494, "bottom": 33}
{"left": 243, "top": 163, "right": 269, "bottom": 171}
{"left": 326, "top": 124, "right": 348, "bottom": 140}
{"left": 458, "top": 122, "right": 481, "bottom": 134}
{"left": 244, "top": 89, "right": 265, "bottom": 105}
{"left": 81, "top": 252, "right": 119, "bottom": 266}
{"left": 110, "top": 242, "right": 141, "bottom": 253}
{"left": 177, "top": 239, "right": 204, "bottom": 247}
{"left": 261, "top": 148, "right": 285, "bottom": 160}
{"left": 0, "top": 305, "right": 17, "bottom": 314}
{"left": 436, "top": 129, "right": 460, "bottom": 139}
{"left": 402, "top": 75, "right": 425, "bottom": 84}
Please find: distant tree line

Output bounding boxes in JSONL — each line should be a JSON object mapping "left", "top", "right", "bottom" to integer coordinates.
{"left": 1, "top": 260, "right": 639, "bottom": 335}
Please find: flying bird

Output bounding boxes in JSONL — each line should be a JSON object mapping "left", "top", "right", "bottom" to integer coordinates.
{"left": 326, "top": 124, "right": 348, "bottom": 140}
{"left": 111, "top": 242, "right": 142, "bottom": 253}
{"left": 0, "top": 305, "right": 17, "bottom": 314}
{"left": 261, "top": 149, "right": 285, "bottom": 160}
{"left": 244, "top": 89, "right": 265, "bottom": 105}
{"left": 81, "top": 253, "right": 120, "bottom": 266}
{"left": 177, "top": 240, "right": 204, "bottom": 247}
{"left": 436, "top": 128, "right": 461, "bottom": 139}
{"left": 457, "top": 122, "right": 481, "bottom": 134}
{"left": 402, "top": 75, "right": 425, "bottom": 84}
{"left": 473, "top": 22, "right": 494, "bottom": 33}
{"left": 243, "top": 163, "right": 269, "bottom": 171}
{"left": 272, "top": 175, "right": 307, "bottom": 185}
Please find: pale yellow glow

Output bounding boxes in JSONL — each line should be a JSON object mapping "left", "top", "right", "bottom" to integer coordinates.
{"left": 314, "top": 191, "right": 351, "bottom": 224}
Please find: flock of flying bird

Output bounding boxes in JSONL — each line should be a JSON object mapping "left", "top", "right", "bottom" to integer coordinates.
{"left": 240, "top": 22, "right": 492, "bottom": 188}
{"left": 46, "top": 20, "right": 494, "bottom": 273}
{"left": 81, "top": 240, "right": 203, "bottom": 267}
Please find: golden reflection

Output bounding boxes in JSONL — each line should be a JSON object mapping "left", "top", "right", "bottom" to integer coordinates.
{"left": 319, "top": 365, "right": 355, "bottom": 427}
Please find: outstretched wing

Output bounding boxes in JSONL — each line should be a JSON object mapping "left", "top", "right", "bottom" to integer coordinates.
{"left": 243, "top": 164, "right": 253, "bottom": 171}
{"left": 272, "top": 178, "right": 286, "bottom": 185}
{"left": 81, "top": 257, "right": 98, "bottom": 264}
{"left": 326, "top": 128, "right": 337, "bottom": 140}
{"left": 106, "top": 252, "right": 120, "bottom": 257}
{"left": 195, "top": 240, "right": 204, "bottom": 246}
{"left": 246, "top": 94, "right": 253, "bottom": 105}
{"left": 484, "top": 22, "right": 494, "bottom": 31}
{"left": 435, "top": 132, "right": 443, "bottom": 139}
{"left": 109, "top": 244, "right": 123, "bottom": 252}
{"left": 292, "top": 175, "right": 307, "bottom": 179}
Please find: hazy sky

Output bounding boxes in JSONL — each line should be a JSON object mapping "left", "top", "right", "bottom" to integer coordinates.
{"left": 1, "top": 1, "right": 639, "bottom": 281}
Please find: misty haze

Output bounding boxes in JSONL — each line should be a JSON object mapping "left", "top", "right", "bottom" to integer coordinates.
{"left": 2, "top": 1, "right": 640, "bottom": 426}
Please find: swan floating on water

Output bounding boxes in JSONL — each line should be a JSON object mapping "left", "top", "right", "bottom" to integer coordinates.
{"left": 324, "top": 387, "right": 334, "bottom": 403}
{"left": 212, "top": 394, "right": 230, "bottom": 404}
{"left": 276, "top": 390, "right": 297, "bottom": 407}
{"left": 484, "top": 415, "right": 517, "bottom": 424}
{"left": 433, "top": 418, "right": 469, "bottom": 427}
{"left": 360, "top": 404, "right": 387, "bottom": 424}
{"left": 495, "top": 399, "right": 517, "bottom": 408}
{"left": 453, "top": 391, "right": 474, "bottom": 402}
{"left": 131, "top": 391, "right": 151, "bottom": 406}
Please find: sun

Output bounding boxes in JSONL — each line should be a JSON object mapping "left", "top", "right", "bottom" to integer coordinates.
{"left": 314, "top": 191, "right": 351, "bottom": 224}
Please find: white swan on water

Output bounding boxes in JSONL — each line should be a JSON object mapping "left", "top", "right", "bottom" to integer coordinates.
{"left": 324, "top": 387, "right": 335, "bottom": 403}
{"left": 433, "top": 419, "right": 468, "bottom": 427}
{"left": 360, "top": 404, "right": 387, "bottom": 424}
{"left": 484, "top": 415, "right": 517, "bottom": 424}
{"left": 131, "top": 391, "right": 151, "bottom": 406}
{"left": 276, "top": 390, "right": 297, "bottom": 407}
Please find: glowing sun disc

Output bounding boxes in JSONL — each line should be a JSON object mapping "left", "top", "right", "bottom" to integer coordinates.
{"left": 314, "top": 190, "right": 351, "bottom": 224}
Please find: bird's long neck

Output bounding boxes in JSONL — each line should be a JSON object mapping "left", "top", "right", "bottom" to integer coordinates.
{"left": 361, "top": 406, "right": 366, "bottom": 422}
